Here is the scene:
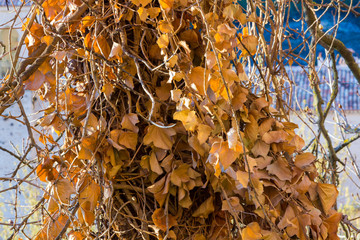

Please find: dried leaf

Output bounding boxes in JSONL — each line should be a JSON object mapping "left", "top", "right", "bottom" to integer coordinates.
{"left": 222, "top": 196, "right": 244, "bottom": 212}
{"left": 317, "top": 183, "right": 338, "bottom": 214}
{"left": 210, "top": 141, "right": 242, "bottom": 170}
{"left": 109, "top": 42, "right": 122, "bottom": 59}
{"left": 251, "top": 140, "right": 270, "bottom": 157}
{"left": 157, "top": 34, "right": 169, "bottom": 48}
{"left": 262, "top": 131, "right": 288, "bottom": 144}
{"left": 159, "top": 0, "right": 174, "bottom": 10}
{"left": 324, "top": 212, "right": 342, "bottom": 240}
{"left": 173, "top": 109, "right": 199, "bottom": 131}
{"left": 150, "top": 152, "right": 164, "bottom": 175}
{"left": 188, "top": 66, "right": 209, "bottom": 95}
{"left": 137, "top": 7, "right": 148, "bottom": 22}
{"left": 131, "top": 0, "right": 152, "bottom": 6}
{"left": 192, "top": 196, "right": 214, "bottom": 218}
{"left": 152, "top": 208, "right": 177, "bottom": 231}
{"left": 197, "top": 124, "right": 212, "bottom": 144}
{"left": 241, "top": 222, "right": 262, "bottom": 240}
{"left": 121, "top": 113, "right": 139, "bottom": 133}
{"left": 294, "top": 152, "right": 316, "bottom": 169}
{"left": 118, "top": 131, "right": 138, "bottom": 150}
{"left": 236, "top": 170, "right": 249, "bottom": 188}
{"left": 143, "top": 125, "right": 176, "bottom": 149}
{"left": 159, "top": 20, "right": 173, "bottom": 33}
{"left": 266, "top": 157, "right": 292, "bottom": 181}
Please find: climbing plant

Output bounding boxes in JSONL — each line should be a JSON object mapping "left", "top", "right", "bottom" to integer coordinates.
{"left": 2, "top": 0, "right": 360, "bottom": 239}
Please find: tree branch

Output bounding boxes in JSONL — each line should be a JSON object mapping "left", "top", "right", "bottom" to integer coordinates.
{"left": 304, "top": 2, "right": 360, "bottom": 84}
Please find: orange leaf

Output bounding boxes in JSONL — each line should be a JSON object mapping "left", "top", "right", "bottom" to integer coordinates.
{"left": 24, "top": 70, "right": 45, "bottom": 90}
{"left": 262, "top": 130, "right": 288, "bottom": 144}
{"left": 294, "top": 152, "right": 316, "bottom": 169}
{"left": 157, "top": 34, "right": 169, "bottom": 49}
{"left": 266, "top": 157, "right": 292, "bottom": 181}
{"left": 173, "top": 110, "right": 199, "bottom": 131}
{"left": 41, "top": 35, "right": 53, "bottom": 46}
{"left": 192, "top": 196, "right": 214, "bottom": 218}
{"left": 158, "top": 20, "right": 173, "bottom": 33}
{"left": 152, "top": 208, "right": 177, "bottom": 231}
{"left": 188, "top": 66, "right": 209, "bottom": 95}
{"left": 118, "top": 131, "right": 138, "bottom": 150}
{"left": 131, "top": 0, "right": 152, "bottom": 6}
{"left": 159, "top": 0, "right": 173, "bottom": 10}
{"left": 137, "top": 7, "right": 148, "bottom": 22}
{"left": 48, "top": 178, "right": 76, "bottom": 213}
{"left": 121, "top": 113, "right": 139, "bottom": 133}
{"left": 317, "top": 183, "right": 338, "bottom": 214}
{"left": 143, "top": 125, "right": 176, "bottom": 149}
{"left": 241, "top": 222, "right": 262, "bottom": 240}
{"left": 210, "top": 141, "right": 242, "bottom": 170}
{"left": 324, "top": 212, "right": 342, "bottom": 240}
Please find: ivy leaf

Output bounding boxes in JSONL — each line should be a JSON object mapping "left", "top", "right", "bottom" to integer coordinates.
{"left": 294, "top": 152, "right": 316, "bottom": 169}
{"left": 159, "top": 0, "right": 174, "bottom": 11}
{"left": 188, "top": 66, "right": 209, "bottom": 95}
{"left": 317, "top": 183, "right": 338, "bottom": 214}
{"left": 152, "top": 208, "right": 177, "bottom": 231}
{"left": 131, "top": 0, "right": 152, "bottom": 6}
{"left": 266, "top": 157, "right": 292, "bottom": 181}
{"left": 143, "top": 125, "right": 176, "bottom": 149}
{"left": 173, "top": 110, "right": 199, "bottom": 131}
{"left": 192, "top": 196, "right": 214, "bottom": 218}
{"left": 157, "top": 34, "right": 169, "bottom": 49}
{"left": 241, "top": 222, "right": 262, "bottom": 240}
{"left": 262, "top": 130, "right": 288, "bottom": 144}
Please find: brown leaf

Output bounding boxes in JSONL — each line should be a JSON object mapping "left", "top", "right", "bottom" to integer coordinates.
{"left": 197, "top": 124, "right": 212, "bottom": 144}
{"left": 48, "top": 178, "right": 76, "bottom": 213}
{"left": 317, "top": 183, "right": 338, "bottom": 214}
{"left": 77, "top": 177, "right": 101, "bottom": 225}
{"left": 324, "top": 212, "right": 342, "bottom": 240}
{"left": 68, "top": 231, "right": 86, "bottom": 240}
{"left": 150, "top": 152, "right": 164, "bottom": 175}
{"left": 25, "top": 70, "right": 45, "bottom": 90}
{"left": 118, "top": 131, "right": 138, "bottom": 150}
{"left": 236, "top": 170, "right": 249, "bottom": 188}
{"left": 152, "top": 208, "right": 177, "bottom": 231}
{"left": 157, "top": 34, "right": 169, "bottom": 48}
{"left": 170, "top": 164, "right": 190, "bottom": 187}
{"left": 210, "top": 141, "right": 242, "bottom": 170}
{"left": 245, "top": 114, "right": 259, "bottom": 143}
{"left": 259, "top": 118, "right": 275, "bottom": 136}
{"left": 251, "top": 140, "right": 270, "bottom": 157}
{"left": 266, "top": 157, "right": 292, "bottom": 181}
{"left": 262, "top": 130, "right": 288, "bottom": 144}
{"left": 173, "top": 110, "right": 199, "bottom": 131}
{"left": 241, "top": 222, "right": 262, "bottom": 240}
{"left": 294, "top": 152, "right": 316, "bottom": 169}
{"left": 192, "top": 196, "right": 214, "bottom": 218}
{"left": 143, "top": 125, "right": 176, "bottom": 149}
{"left": 34, "top": 212, "right": 68, "bottom": 240}
{"left": 147, "top": 7, "right": 161, "bottom": 18}
{"left": 121, "top": 113, "right": 139, "bottom": 133}
{"left": 222, "top": 196, "right": 244, "bottom": 212}
{"left": 188, "top": 135, "right": 206, "bottom": 156}
{"left": 131, "top": 0, "right": 152, "bottom": 6}
{"left": 239, "top": 35, "right": 258, "bottom": 56}
{"left": 159, "top": 0, "right": 174, "bottom": 10}
{"left": 290, "top": 135, "right": 305, "bottom": 152}
{"left": 137, "top": 7, "right": 148, "bottom": 22}
{"left": 109, "top": 42, "right": 122, "bottom": 59}
{"left": 188, "top": 66, "right": 209, "bottom": 95}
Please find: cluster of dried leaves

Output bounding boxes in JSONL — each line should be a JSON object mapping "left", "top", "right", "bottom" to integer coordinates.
{"left": 2, "top": 0, "right": 344, "bottom": 239}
